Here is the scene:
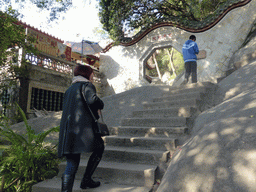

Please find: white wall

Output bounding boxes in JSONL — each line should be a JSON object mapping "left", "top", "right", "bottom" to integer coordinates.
{"left": 100, "top": 0, "right": 256, "bottom": 95}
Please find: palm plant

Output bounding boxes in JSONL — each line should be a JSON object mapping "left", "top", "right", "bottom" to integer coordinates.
{"left": 0, "top": 103, "right": 60, "bottom": 192}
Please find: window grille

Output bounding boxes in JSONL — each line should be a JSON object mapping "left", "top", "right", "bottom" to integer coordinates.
{"left": 30, "top": 88, "right": 64, "bottom": 111}
{"left": 0, "top": 90, "right": 10, "bottom": 115}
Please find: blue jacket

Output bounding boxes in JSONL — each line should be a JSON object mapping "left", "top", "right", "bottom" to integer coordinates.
{"left": 182, "top": 40, "right": 199, "bottom": 63}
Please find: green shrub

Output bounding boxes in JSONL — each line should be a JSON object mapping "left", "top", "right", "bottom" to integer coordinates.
{"left": 0, "top": 103, "right": 60, "bottom": 192}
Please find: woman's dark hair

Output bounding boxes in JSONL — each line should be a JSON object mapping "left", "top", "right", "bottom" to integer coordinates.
{"left": 74, "top": 64, "right": 94, "bottom": 79}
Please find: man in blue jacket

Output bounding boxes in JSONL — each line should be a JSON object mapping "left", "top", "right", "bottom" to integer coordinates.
{"left": 182, "top": 35, "right": 199, "bottom": 83}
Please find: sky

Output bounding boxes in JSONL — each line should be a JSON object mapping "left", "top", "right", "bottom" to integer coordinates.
{"left": 8, "top": 1, "right": 103, "bottom": 43}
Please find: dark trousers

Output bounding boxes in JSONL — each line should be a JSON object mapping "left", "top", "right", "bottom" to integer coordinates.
{"left": 64, "top": 137, "right": 105, "bottom": 177}
{"left": 185, "top": 61, "right": 197, "bottom": 83}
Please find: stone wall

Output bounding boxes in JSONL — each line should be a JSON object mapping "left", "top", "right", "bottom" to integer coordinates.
{"left": 228, "top": 20, "right": 256, "bottom": 69}
{"left": 17, "top": 61, "right": 103, "bottom": 119}
{"left": 19, "top": 65, "right": 71, "bottom": 116}
{"left": 99, "top": 0, "right": 256, "bottom": 96}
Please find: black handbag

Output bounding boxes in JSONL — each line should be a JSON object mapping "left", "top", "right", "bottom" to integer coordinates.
{"left": 94, "top": 111, "right": 110, "bottom": 136}
{"left": 81, "top": 84, "right": 109, "bottom": 137}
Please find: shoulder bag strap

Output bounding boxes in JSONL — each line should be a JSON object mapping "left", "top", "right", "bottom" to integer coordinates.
{"left": 81, "top": 84, "right": 97, "bottom": 123}
{"left": 81, "top": 84, "right": 105, "bottom": 122}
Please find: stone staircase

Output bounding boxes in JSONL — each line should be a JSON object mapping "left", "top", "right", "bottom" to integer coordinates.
{"left": 32, "top": 82, "right": 216, "bottom": 192}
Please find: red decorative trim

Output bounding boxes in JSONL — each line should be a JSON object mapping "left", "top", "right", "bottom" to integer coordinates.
{"left": 102, "top": 0, "right": 251, "bottom": 52}
{"left": 146, "top": 62, "right": 156, "bottom": 70}
{"left": 102, "top": 43, "right": 114, "bottom": 53}
{"left": 17, "top": 20, "right": 64, "bottom": 43}
{"left": 80, "top": 54, "right": 100, "bottom": 61}
{"left": 145, "top": 75, "right": 152, "bottom": 83}
{"left": 87, "top": 55, "right": 100, "bottom": 61}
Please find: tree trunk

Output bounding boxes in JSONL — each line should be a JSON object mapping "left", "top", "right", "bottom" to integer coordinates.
{"left": 167, "top": 47, "right": 177, "bottom": 77}
{"left": 152, "top": 52, "right": 162, "bottom": 79}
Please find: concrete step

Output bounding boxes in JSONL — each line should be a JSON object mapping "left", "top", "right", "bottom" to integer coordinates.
{"left": 170, "top": 82, "right": 215, "bottom": 90}
{"left": 32, "top": 83, "right": 215, "bottom": 192}
{"left": 121, "top": 117, "right": 187, "bottom": 127}
{"left": 143, "top": 98, "right": 201, "bottom": 110}
{"left": 109, "top": 126, "right": 188, "bottom": 137}
{"left": 131, "top": 106, "right": 199, "bottom": 118}
{"left": 57, "top": 160, "right": 157, "bottom": 188}
{"left": 103, "top": 135, "right": 177, "bottom": 151}
{"left": 32, "top": 177, "right": 151, "bottom": 192}
{"left": 153, "top": 91, "right": 203, "bottom": 102}
{"left": 217, "top": 76, "right": 225, "bottom": 83}
{"left": 163, "top": 82, "right": 215, "bottom": 96}
{"left": 81, "top": 146, "right": 170, "bottom": 165}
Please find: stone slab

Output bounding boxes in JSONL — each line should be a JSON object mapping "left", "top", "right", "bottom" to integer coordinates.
{"left": 103, "top": 136, "right": 177, "bottom": 151}
{"left": 32, "top": 177, "right": 151, "bottom": 192}
{"left": 110, "top": 126, "right": 188, "bottom": 136}
{"left": 121, "top": 117, "right": 187, "bottom": 127}
{"left": 132, "top": 107, "right": 197, "bottom": 118}
{"left": 58, "top": 160, "right": 157, "bottom": 188}
{"left": 143, "top": 98, "right": 200, "bottom": 109}
{"left": 80, "top": 146, "right": 170, "bottom": 165}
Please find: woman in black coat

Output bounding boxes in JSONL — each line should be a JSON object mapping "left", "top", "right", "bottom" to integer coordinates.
{"left": 58, "top": 64, "right": 104, "bottom": 191}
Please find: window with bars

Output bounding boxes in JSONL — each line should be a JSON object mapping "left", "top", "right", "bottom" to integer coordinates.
{"left": 30, "top": 88, "right": 64, "bottom": 111}
{"left": 1, "top": 90, "right": 10, "bottom": 115}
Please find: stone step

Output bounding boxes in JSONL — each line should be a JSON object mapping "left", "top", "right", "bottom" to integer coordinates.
{"left": 103, "top": 136, "right": 177, "bottom": 151}
{"left": 57, "top": 160, "right": 157, "bottom": 188}
{"left": 81, "top": 146, "right": 170, "bottom": 165}
{"left": 164, "top": 86, "right": 207, "bottom": 96}
{"left": 163, "top": 82, "right": 215, "bottom": 96}
{"left": 170, "top": 82, "right": 215, "bottom": 90}
{"left": 143, "top": 98, "right": 201, "bottom": 110}
{"left": 121, "top": 117, "right": 187, "bottom": 127}
{"left": 153, "top": 91, "right": 203, "bottom": 102}
{"left": 109, "top": 126, "right": 188, "bottom": 137}
{"left": 31, "top": 82, "right": 216, "bottom": 192}
{"left": 32, "top": 177, "right": 151, "bottom": 192}
{"left": 131, "top": 106, "right": 199, "bottom": 118}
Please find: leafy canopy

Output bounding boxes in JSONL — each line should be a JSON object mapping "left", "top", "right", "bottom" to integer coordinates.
{"left": 0, "top": 9, "right": 36, "bottom": 67}
{"left": 99, "top": 0, "right": 229, "bottom": 41}
{"left": 0, "top": 9, "right": 38, "bottom": 99}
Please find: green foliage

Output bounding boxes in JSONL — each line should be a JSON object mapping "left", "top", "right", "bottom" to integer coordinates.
{"left": 148, "top": 48, "right": 184, "bottom": 79}
{"left": 0, "top": 113, "right": 10, "bottom": 130}
{"left": 99, "top": 0, "right": 126, "bottom": 41}
{"left": 0, "top": 9, "right": 37, "bottom": 67}
{"left": 0, "top": 103, "right": 60, "bottom": 192}
{"left": 0, "top": 9, "right": 38, "bottom": 117}
{"left": 0, "top": 8, "right": 37, "bottom": 85}
{"left": 171, "top": 49, "right": 185, "bottom": 75}
{"left": 99, "top": 0, "right": 232, "bottom": 41}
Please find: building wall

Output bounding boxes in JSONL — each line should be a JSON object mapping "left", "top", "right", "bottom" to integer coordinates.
{"left": 21, "top": 64, "right": 102, "bottom": 115}
{"left": 99, "top": 0, "right": 256, "bottom": 96}
{"left": 19, "top": 65, "right": 71, "bottom": 117}
{"left": 14, "top": 59, "right": 101, "bottom": 119}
